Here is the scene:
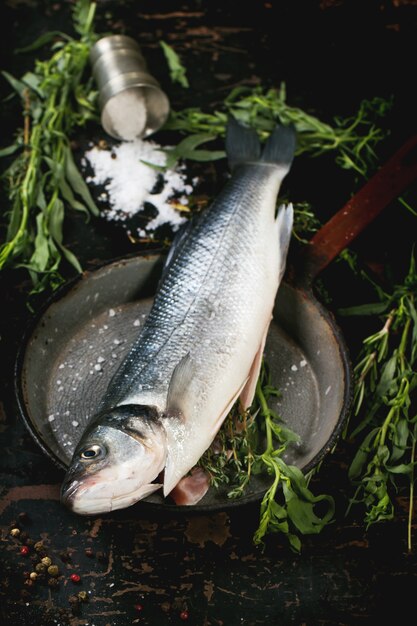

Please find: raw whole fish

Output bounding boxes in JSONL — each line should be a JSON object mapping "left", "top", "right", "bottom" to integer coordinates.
{"left": 61, "top": 117, "right": 295, "bottom": 514}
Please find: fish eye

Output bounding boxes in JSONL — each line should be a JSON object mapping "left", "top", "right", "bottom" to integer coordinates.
{"left": 80, "top": 444, "right": 105, "bottom": 460}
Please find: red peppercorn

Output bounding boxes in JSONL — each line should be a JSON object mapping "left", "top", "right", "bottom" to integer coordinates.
{"left": 20, "top": 546, "right": 30, "bottom": 556}
{"left": 134, "top": 604, "right": 143, "bottom": 612}
{"left": 70, "top": 574, "right": 81, "bottom": 583}
{"left": 180, "top": 610, "right": 189, "bottom": 621}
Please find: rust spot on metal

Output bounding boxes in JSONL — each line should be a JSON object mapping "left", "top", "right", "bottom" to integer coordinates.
{"left": 0, "top": 484, "right": 60, "bottom": 515}
{"left": 113, "top": 583, "right": 166, "bottom": 597}
{"left": 184, "top": 512, "right": 231, "bottom": 547}
{"left": 89, "top": 518, "right": 103, "bottom": 538}
{"left": 90, "top": 596, "right": 114, "bottom": 605}
{"left": 85, "top": 546, "right": 114, "bottom": 578}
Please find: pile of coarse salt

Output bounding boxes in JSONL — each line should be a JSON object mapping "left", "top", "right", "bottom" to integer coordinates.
{"left": 82, "top": 137, "right": 196, "bottom": 235}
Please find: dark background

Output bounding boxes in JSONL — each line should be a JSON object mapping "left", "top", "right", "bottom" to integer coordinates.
{"left": 1, "top": 1, "right": 417, "bottom": 625}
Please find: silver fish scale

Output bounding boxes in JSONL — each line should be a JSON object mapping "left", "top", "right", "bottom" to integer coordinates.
{"left": 101, "top": 164, "right": 279, "bottom": 411}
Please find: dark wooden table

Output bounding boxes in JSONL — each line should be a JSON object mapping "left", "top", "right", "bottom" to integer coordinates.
{"left": 1, "top": 2, "right": 417, "bottom": 624}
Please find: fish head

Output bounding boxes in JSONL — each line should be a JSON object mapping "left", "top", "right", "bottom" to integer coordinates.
{"left": 61, "top": 404, "right": 167, "bottom": 515}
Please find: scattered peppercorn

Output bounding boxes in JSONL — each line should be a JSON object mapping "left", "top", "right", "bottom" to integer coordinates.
{"left": 24, "top": 578, "right": 34, "bottom": 587}
{"left": 77, "top": 591, "right": 88, "bottom": 602}
{"left": 48, "top": 577, "right": 59, "bottom": 588}
{"left": 180, "top": 610, "right": 189, "bottom": 621}
{"left": 70, "top": 573, "right": 81, "bottom": 583}
{"left": 41, "top": 556, "right": 52, "bottom": 567}
{"left": 35, "top": 563, "right": 46, "bottom": 573}
{"left": 29, "top": 572, "right": 38, "bottom": 581}
{"left": 34, "top": 541, "right": 44, "bottom": 552}
{"left": 84, "top": 547, "right": 94, "bottom": 558}
{"left": 68, "top": 595, "right": 79, "bottom": 605}
{"left": 20, "top": 546, "right": 30, "bottom": 556}
{"left": 10, "top": 528, "right": 21, "bottom": 537}
{"left": 48, "top": 565, "right": 59, "bottom": 577}
{"left": 134, "top": 604, "right": 143, "bottom": 612}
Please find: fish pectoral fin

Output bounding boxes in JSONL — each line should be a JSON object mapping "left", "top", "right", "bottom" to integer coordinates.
{"left": 239, "top": 319, "right": 271, "bottom": 411}
{"left": 165, "top": 352, "right": 195, "bottom": 418}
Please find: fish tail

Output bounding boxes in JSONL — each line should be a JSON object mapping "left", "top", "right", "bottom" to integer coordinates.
{"left": 261, "top": 124, "right": 296, "bottom": 171}
{"left": 226, "top": 116, "right": 296, "bottom": 173}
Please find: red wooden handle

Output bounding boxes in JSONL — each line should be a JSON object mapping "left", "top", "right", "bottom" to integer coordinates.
{"left": 296, "top": 134, "right": 417, "bottom": 284}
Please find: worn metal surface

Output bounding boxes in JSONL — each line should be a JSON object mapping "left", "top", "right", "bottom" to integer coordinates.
{"left": 2, "top": 1, "right": 417, "bottom": 625}
{"left": 16, "top": 255, "right": 348, "bottom": 511}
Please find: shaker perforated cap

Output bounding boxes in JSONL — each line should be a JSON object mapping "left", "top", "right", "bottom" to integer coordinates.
{"left": 90, "top": 35, "right": 170, "bottom": 140}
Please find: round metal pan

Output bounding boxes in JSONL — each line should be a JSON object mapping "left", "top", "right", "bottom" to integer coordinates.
{"left": 15, "top": 134, "right": 417, "bottom": 512}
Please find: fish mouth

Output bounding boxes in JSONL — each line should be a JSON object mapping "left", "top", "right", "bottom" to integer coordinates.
{"left": 60, "top": 478, "right": 83, "bottom": 508}
{"left": 61, "top": 476, "right": 162, "bottom": 515}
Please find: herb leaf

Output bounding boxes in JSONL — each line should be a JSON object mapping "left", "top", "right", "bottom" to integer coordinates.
{"left": 0, "top": 0, "right": 98, "bottom": 291}
{"left": 345, "top": 252, "right": 417, "bottom": 550}
{"left": 160, "top": 41, "right": 189, "bottom": 88}
{"left": 163, "top": 133, "right": 225, "bottom": 168}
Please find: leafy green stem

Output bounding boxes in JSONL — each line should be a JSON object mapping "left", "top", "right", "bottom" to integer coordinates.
{"left": 0, "top": 0, "right": 99, "bottom": 291}
{"left": 345, "top": 254, "right": 417, "bottom": 543}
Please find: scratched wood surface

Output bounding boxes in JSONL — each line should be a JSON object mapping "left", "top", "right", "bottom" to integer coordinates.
{"left": 1, "top": 1, "right": 417, "bottom": 625}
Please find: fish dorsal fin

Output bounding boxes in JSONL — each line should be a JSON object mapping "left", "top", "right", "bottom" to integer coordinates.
{"left": 166, "top": 352, "right": 195, "bottom": 418}
{"left": 226, "top": 115, "right": 261, "bottom": 171}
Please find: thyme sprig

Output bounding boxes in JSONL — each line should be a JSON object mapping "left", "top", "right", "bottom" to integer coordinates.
{"left": 198, "top": 363, "right": 334, "bottom": 551}
{"left": 342, "top": 253, "right": 417, "bottom": 550}
{"left": 0, "top": 0, "right": 99, "bottom": 292}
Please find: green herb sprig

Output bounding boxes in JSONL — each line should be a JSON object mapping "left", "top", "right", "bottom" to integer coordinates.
{"left": 164, "top": 84, "right": 391, "bottom": 176}
{"left": 0, "top": 0, "right": 98, "bottom": 292}
{"left": 342, "top": 253, "right": 417, "bottom": 550}
{"left": 160, "top": 41, "right": 189, "bottom": 88}
{"left": 198, "top": 363, "right": 334, "bottom": 551}
{"left": 252, "top": 370, "right": 334, "bottom": 551}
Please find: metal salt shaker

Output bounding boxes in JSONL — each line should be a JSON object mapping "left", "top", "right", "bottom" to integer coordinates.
{"left": 90, "top": 35, "right": 170, "bottom": 141}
